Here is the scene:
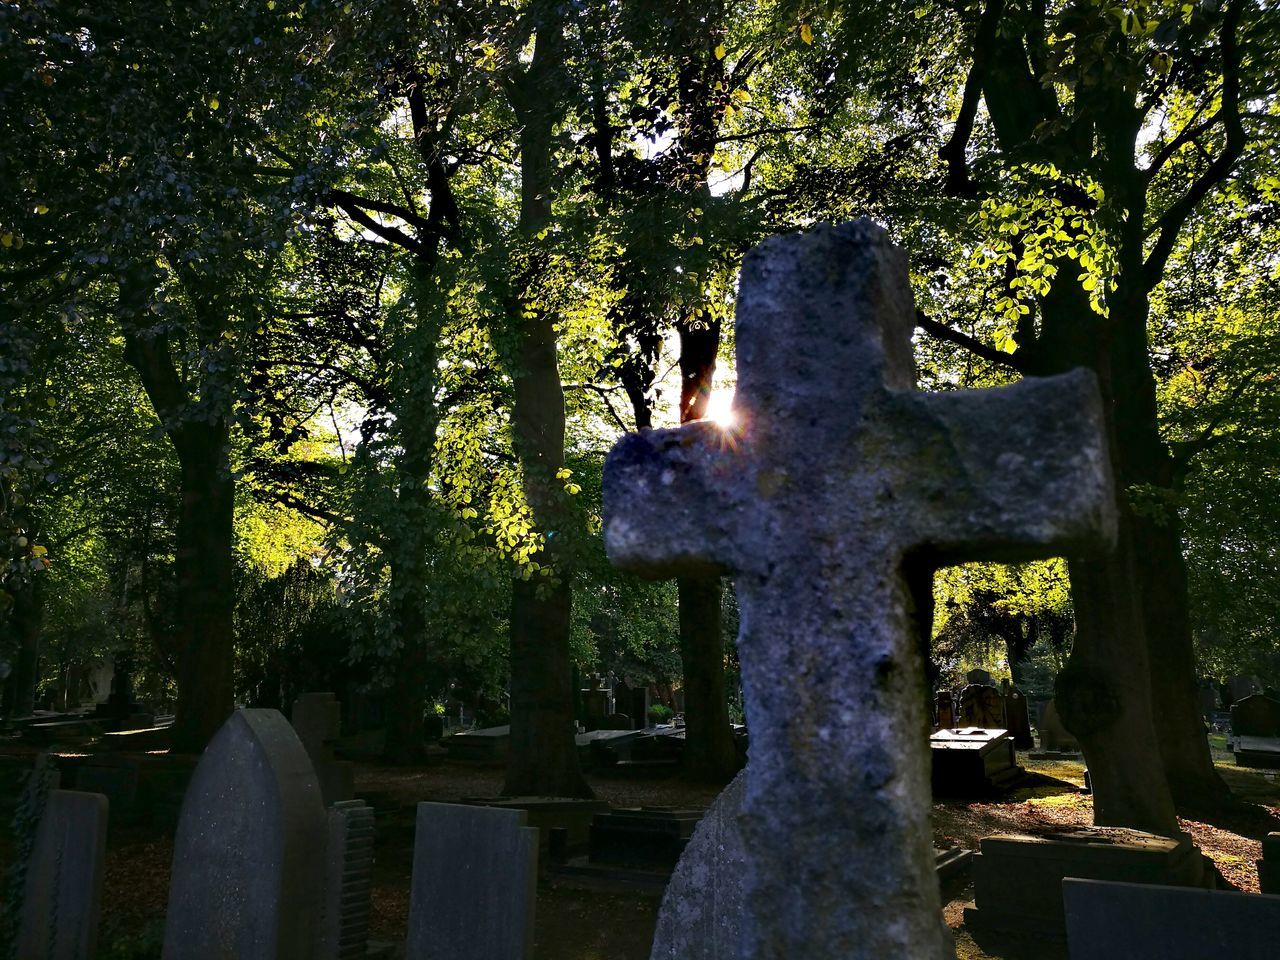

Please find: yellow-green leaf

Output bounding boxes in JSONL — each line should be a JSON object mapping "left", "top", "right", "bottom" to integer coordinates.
{"left": 714, "top": 43, "right": 726, "bottom": 60}
{"left": 800, "top": 23, "right": 814, "bottom": 44}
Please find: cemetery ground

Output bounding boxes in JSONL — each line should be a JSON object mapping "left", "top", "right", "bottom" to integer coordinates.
{"left": 1, "top": 743, "right": 1275, "bottom": 960}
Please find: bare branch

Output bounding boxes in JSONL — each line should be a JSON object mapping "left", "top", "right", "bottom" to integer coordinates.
{"left": 915, "top": 309, "right": 1026, "bottom": 373}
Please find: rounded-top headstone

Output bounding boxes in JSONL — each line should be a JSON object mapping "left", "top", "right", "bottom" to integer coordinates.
{"left": 162, "top": 708, "right": 327, "bottom": 960}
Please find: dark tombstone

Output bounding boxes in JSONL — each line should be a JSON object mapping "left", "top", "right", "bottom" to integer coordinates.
{"left": 405, "top": 802, "right": 538, "bottom": 960}
{"left": 963, "top": 828, "right": 1206, "bottom": 959}
{"left": 967, "top": 668, "right": 994, "bottom": 685}
{"left": 581, "top": 675, "right": 611, "bottom": 732}
{"left": 1038, "top": 699, "right": 1082, "bottom": 753}
{"left": 1063, "top": 878, "right": 1280, "bottom": 960}
{"left": 600, "top": 713, "right": 632, "bottom": 731}
{"left": 589, "top": 808, "right": 705, "bottom": 870}
{"left": 934, "top": 690, "right": 957, "bottom": 730}
{"left": 162, "top": 709, "right": 328, "bottom": 960}
{"left": 604, "top": 219, "right": 1115, "bottom": 957}
{"left": 1198, "top": 681, "right": 1220, "bottom": 719}
{"left": 930, "top": 727, "right": 1024, "bottom": 796}
{"left": 1260, "top": 832, "right": 1280, "bottom": 896}
{"left": 462, "top": 796, "right": 611, "bottom": 856}
{"left": 444, "top": 724, "right": 510, "bottom": 764}
{"left": 1227, "top": 675, "right": 1261, "bottom": 704}
{"left": 1003, "top": 681, "right": 1034, "bottom": 749}
{"left": 959, "top": 682, "right": 1006, "bottom": 728}
{"left": 1229, "top": 695, "right": 1280, "bottom": 767}
{"left": 613, "top": 680, "right": 649, "bottom": 730}
{"left": 292, "top": 692, "right": 355, "bottom": 806}
{"left": 16, "top": 789, "right": 109, "bottom": 960}
{"left": 318, "top": 799, "right": 376, "bottom": 960}
{"left": 91, "top": 650, "right": 152, "bottom": 732}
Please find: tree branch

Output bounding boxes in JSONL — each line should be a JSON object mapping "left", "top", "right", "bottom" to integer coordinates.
{"left": 915, "top": 309, "right": 1026, "bottom": 373}
{"left": 939, "top": 0, "right": 1006, "bottom": 195}
{"left": 1143, "top": 0, "right": 1245, "bottom": 289}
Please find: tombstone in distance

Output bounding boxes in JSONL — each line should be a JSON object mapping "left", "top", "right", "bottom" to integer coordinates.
{"left": 603, "top": 219, "right": 1116, "bottom": 959}
{"left": 292, "top": 691, "right": 355, "bottom": 806}
{"left": 162, "top": 709, "right": 328, "bottom": 960}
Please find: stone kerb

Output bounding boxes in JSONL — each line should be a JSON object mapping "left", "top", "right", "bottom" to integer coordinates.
{"left": 161, "top": 708, "right": 328, "bottom": 960}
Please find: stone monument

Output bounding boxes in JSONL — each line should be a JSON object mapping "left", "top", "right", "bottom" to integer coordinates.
{"left": 162, "top": 708, "right": 328, "bottom": 960}
{"left": 405, "top": 802, "right": 538, "bottom": 960}
{"left": 604, "top": 219, "right": 1116, "bottom": 959}
{"left": 17, "top": 789, "right": 109, "bottom": 960}
{"left": 292, "top": 691, "right": 355, "bottom": 806}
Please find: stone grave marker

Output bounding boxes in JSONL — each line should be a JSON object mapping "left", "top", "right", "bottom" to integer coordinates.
{"left": 604, "top": 219, "right": 1116, "bottom": 958}
{"left": 964, "top": 828, "right": 1206, "bottom": 958}
{"left": 930, "top": 727, "right": 1024, "bottom": 796}
{"left": 934, "top": 690, "right": 957, "bottom": 730}
{"left": 1063, "top": 878, "right": 1280, "bottom": 960}
{"left": 405, "top": 802, "right": 538, "bottom": 960}
{"left": 959, "top": 679, "right": 1005, "bottom": 728}
{"left": 16, "top": 789, "right": 109, "bottom": 960}
{"left": 444, "top": 724, "right": 510, "bottom": 764}
{"left": 1228, "top": 694, "right": 1280, "bottom": 766}
{"left": 318, "top": 799, "right": 376, "bottom": 960}
{"left": 292, "top": 691, "right": 355, "bottom": 806}
{"left": 1037, "top": 699, "right": 1081, "bottom": 754}
{"left": 1260, "top": 832, "right": 1280, "bottom": 895}
{"left": 1003, "top": 681, "right": 1034, "bottom": 749}
{"left": 162, "top": 708, "right": 327, "bottom": 960}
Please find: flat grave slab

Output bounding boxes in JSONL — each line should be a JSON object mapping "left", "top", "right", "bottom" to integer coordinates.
{"left": 461, "top": 795, "right": 611, "bottom": 854}
{"left": 444, "top": 725, "right": 510, "bottom": 764}
{"left": 963, "top": 828, "right": 1206, "bottom": 959}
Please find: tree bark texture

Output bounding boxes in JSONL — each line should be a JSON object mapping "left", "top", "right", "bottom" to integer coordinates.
{"left": 501, "top": 8, "right": 591, "bottom": 798}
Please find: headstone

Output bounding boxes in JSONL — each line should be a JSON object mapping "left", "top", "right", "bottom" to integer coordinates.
{"left": 1228, "top": 694, "right": 1280, "bottom": 767}
{"left": 161, "top": 708, "right": 328, "bottom": 960}
{"left": 405, "top": 802, "right": 538, "bottom": 960}
{"left": 444, "top": 724, "right": 510, "bottom": 764}
{"left": 462, "top": 796, "right": 610, "bottom": 855}
{"left": 967, "top": 668, "right": 993, "bottom": 685}
{"left": 589, "top": 808, "right": 705, "bottom": 870}
{"left": 318, "top": 800, "right": 376, "bottom": 960}
{"left": 16, "top": 789, "right": 109, "bottom": 960}
{"left": 1227, "top": 674, "right": 1261, "bottom": 703}
{"left": 604, "top": 219, "right": 1116, "bottom": 958}
{"left": 960, "top": 682, "right": 1006, "bottom": 728}
{"left": 91, "top": 651, "right": 152, "bottom": 732}
{"left": 1063, "top": 878, "right": 1280, "bottom": 960}
{"left": 963, "top": 828, "right": 1206, "bottom": 959}
{"left": 1198, "top": 681, "right": 1220, "bottom": 719}
{"left": 934, "top": 690, "right": 957, "bottom": 730}
{"left": 1038, "top": 699, "right": 1081, "bottom": 753}
{"left": 930, "top": 727, "right": 1024, "bottom": 796}
{"left": 292, "top": 692, "right": 355, "bottom": 806}
{"left": 1003, "top": 682, "right": 1034, "bottom": 749}
{"left": 1260, "top": 832, "right": 1280, "bottom": 895}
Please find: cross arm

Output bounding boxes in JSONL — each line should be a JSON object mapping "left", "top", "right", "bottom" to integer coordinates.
{"left": 603, "top": 421, "right": 744, "bottom": 579}
{"left": 903, "top": 368, "right": 1117, "bottom": 563}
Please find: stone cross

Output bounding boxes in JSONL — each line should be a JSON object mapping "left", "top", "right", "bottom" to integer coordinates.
{"left": 604, "top": 220, "right": 1116, "bottom": 959}
{"left": 162, "top": 708, "right": 328, "bottom": 960}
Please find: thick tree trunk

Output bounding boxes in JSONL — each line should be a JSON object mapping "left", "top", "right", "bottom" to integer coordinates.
{"left": 382, "top": 516, "right": 431, "bottom": 765}
{"left": 170, "top": 430, "right": 236, "bottom": 753}
{"left": 2, "top": 574, "right": 42, "bottom": 716}
{"left": 501, "top": 13, "right": 591, "bottom": 798}
{"left": 677, "top": 578, "right": 738, "bottom": 780}
{"left": 1031, "top": 282, "right": 1181, "bottom": 836}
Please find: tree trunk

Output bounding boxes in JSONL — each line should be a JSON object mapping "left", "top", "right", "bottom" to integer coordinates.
{"left": 501, "top": 11, "right": 591, "bottom": 798}
{"left": 675, "top": 316, "right": 738, "bottom": 782}
{"left": 677, "top": 578, "right": 738, "bottom": 780}
{"left": 381, "top": 268, "right": 444, "bottom": 766}
{"left": 169, "top": 429, "right": 236, "bottom": 753}
{"left": 2, "top": 573, "right": 42, "bottom": 716}
{"left": 1031, "top": 281, "right": 1181, "bottom": 836}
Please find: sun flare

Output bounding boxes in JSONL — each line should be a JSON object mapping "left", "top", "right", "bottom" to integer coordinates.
{"left": 705, "top": 389, "right": 737, "bottom": 428}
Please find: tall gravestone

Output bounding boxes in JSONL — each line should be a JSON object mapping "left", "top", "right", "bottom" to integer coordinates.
{"left": 17, "top": 789, "right": 109, "bottom": 960}
{"left": 162, "top": 709, "right": 328, "bottom": 960}
{"left": 292, "top": 692, "right": 355, "bottom": 806}
{"left": 405, "top": 802, "right": 538, "bottom": 960}
{"left": 603, "top": 219, "right": 1116, "bottom": 959}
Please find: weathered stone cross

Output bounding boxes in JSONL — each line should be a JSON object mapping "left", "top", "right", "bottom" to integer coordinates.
{"left": 603, "top": 220, "right": 1116, "bottom": 959}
